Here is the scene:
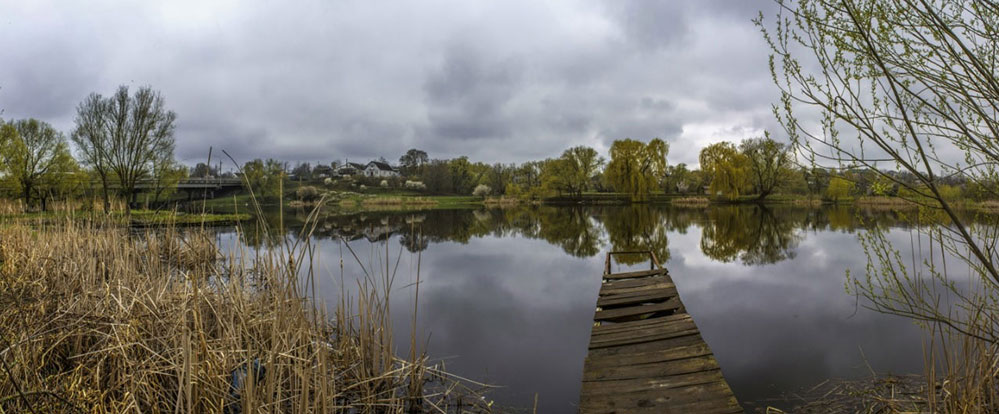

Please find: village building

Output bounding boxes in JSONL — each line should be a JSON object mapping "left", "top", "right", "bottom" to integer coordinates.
{"left": 335, "top": 162, "right": 367, "bottom": 177}
{"left": 362, "top": 161, "right": 399, "bottom": 178}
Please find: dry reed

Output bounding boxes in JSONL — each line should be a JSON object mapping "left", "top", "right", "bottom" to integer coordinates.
{"left": 760, "top": 375, "right": 931, "bottom": 414}
{"left": 854, "top": 196, "right": 919, "bottom": 208}
{"left": 0, "top": 212, "right": 493, "bottom": 413}
{"left": 482, "top": 197, "right": 519, "bottom": 207}
{"left": 791, "top": 198, "right": 822, "bottom": 207}
{"left": 360, "top": 197, "right": 438, "bottom": 207}
{"left": 670, "top": 197, "right": 710, "bottom": 207}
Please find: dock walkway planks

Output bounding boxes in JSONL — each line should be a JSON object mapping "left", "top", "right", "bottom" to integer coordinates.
{"left": 579, "top": 251, "right": 743, "bottom": 414}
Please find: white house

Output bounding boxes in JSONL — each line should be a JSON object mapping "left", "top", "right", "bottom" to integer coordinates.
{"left": 363, "top": 161, "right": 399, "bottom": 178}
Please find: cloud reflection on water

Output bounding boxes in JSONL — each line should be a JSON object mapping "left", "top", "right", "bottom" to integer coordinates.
{"left": 221, "top": 205, "right": 956, "bottom": 412}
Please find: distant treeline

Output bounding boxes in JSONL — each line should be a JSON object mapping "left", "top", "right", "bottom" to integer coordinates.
{"left": 273, "top": 138, "right": 997, "bottom": 204}
{"left": 3, "top": 86, "right": 995, "bottom": 212}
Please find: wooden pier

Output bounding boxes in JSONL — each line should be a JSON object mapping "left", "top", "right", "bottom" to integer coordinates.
{"left": 579, "top": 251, "right": 743, "bottom": 414}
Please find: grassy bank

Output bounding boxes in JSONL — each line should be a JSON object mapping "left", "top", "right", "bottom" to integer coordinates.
{"left": 188, "top": 187, "right": 999, "bottom": 216}
{"left": 0, "top": 208, "right": 251, "bottom": 227}
{"left": 0, "top": 217, "right": 490, "bottom": 412}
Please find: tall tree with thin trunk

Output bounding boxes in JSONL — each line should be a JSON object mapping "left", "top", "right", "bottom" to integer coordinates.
{"left": 72, "top": 85, "right": 177, "bottom": 210}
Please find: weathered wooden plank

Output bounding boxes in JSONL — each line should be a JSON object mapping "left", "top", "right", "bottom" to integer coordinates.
{"left": 590, "top": 328, "right": 701, "bottom": 349}
{"left": 602, "top": 267, "right": 668, "bottom": 280}
{"left": 580, "top": 381, "right": 740, "bottom": 409}
{"left": 583, "top": 355, "right": 720, "bottom": 381}
{"left": 580, "top": 369, "right": 726, "bottom": 395}
{"left": 600, "top": 275, "right": 673, "bottom": 292}
{"left": 596, "top": 287, "right": 678, "bottom": 308}
{"left": 581, "top": 378, "right": 742, "bottom": 413}
{"left": 582, "top": 343, "right": 713, "bottom": 370}
{"left": 593, "top": 297, "right": 682, "bottom": 322}
{"left": 586, "top": 332, "right": 705, "bottom": 360}
{"left": 591, "top": 313, "right": 691, "bottom": 335}
{"left": 589, "top": 318, "right": 700, "bottom": 349}
{"left": 580, "top": 392, "right": 743, "bottom": 414}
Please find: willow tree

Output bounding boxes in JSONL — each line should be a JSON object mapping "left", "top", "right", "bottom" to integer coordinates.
{"left": 604, "top": 138, "right": 669, "bottom": 201}
{"left": 72, "top": 85, "right": 177, "bottom": 209}
{"left": 562, "top": 146, "right": 605, "bottom": 196}
{"left": 740, "top": 135, "right": 792, "bottom": 200}
{"left": 759, "top": 0, "right": 999, "bottom": 393}
{"left": 0, "top": 119, "right": 77, "bottom": 210}
{"left": 699, "top": 142, "right": 749, "bottom": 200}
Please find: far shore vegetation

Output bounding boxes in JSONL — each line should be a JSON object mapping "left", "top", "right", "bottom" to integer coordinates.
{"left": 4, "top": 101, "right": 998, "bottom": 220}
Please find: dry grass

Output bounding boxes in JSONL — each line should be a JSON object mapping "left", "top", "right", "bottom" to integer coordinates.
{"left": 0, "top": 199, "right": 24, "bottom": 215}
{"left": 0, "top": 214, "right": 493, "bottom": 412}
{"left": 360, "top": 197, "right": 438, "bottom": 207}
{"left": 482, "top": 197, "right": 519, "bottom": 207}
{"left": 791, "top": 198, "right": 822, "bottom": 207}
{"left": 758, "top": 375, "right": 931, "bottom": 414}
{"left": 968, "top": 200, "right": 999, "bottom": 213}
{"left": 854, "top": 196, "right": 919, "bottom": 208}
{"left": 670, "top": 197, "right": 710, "bottom": 207}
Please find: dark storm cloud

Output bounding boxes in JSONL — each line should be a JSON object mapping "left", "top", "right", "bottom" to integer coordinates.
{"left": 0, "top": 0, "right": 781, "bottom": 167}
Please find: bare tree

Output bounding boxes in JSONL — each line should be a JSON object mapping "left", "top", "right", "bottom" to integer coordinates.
{"left": 72, "top": 86, "right": 177, "bottom": 210}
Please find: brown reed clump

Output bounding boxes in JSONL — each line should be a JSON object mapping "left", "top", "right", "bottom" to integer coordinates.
{"left": 853, "top": 196, "right": 919, "bottom": 208}
{"left": 791, "top": 198, "right": 822, "bottom": 207}
{"left": 0, "top": 216, "right": 493, "bottom": 413}
{"left": 360, "top": 197, "right": 438, "bottom": 207}
{"left": 670, "top": 196, "right": 711, "bottom": 207}
{"left": 482, "top": 197, "right": 519, "bottom": 207}
{"left": 758, "top": 375, "right": 931, "bottom": 414}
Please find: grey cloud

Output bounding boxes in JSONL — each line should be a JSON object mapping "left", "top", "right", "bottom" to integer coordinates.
{"left": 423, "top": 42, "right": 524, "bottom": 141}
{"left": 0, "top": 0, "right": 781, "bottom": 166}
{"left": 601, "top": 1, "right": 689, "bottom": 51}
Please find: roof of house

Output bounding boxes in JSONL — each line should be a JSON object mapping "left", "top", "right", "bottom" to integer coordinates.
{"left": 366, "top": 161, "right": 396, "bottom": 171}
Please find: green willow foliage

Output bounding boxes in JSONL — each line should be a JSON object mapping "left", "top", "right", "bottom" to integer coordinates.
{"left": 604, "top": 138, "right": 669, "bottom": 201}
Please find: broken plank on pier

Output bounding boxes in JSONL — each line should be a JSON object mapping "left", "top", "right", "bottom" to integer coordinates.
{"left": 579, "top": 251, "right": 743, "bottom": 414}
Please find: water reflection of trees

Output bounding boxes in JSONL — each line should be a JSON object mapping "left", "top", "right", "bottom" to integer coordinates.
{"left": 231, "top": 204, "right": 971, "bottom": 266}
{"left": 596, "top": 206, "right": 680, "bottom": 264}
{"left": 700, "top": 206, "right": 803, "bottom": 265}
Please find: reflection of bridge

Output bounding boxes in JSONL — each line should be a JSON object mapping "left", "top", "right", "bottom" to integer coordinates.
{"left": 579, "top": 251, "right": 742, "bottom": 413}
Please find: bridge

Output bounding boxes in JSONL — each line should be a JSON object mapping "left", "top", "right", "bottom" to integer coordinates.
{"left": 132, "top": 178, "right": 244, "bottom": 190}
{"left": 579, "top": 251, "right": 743, "bottom": 413}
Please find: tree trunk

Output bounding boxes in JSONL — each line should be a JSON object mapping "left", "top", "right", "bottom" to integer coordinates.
{"left": 100, "top": 175, "right": 110, "bottom": 213}
{"left": 22, "top": 183, "right": 31, "bottom": 211}
{"left": 757, "top": 189, "right": 772, "bottom": 201}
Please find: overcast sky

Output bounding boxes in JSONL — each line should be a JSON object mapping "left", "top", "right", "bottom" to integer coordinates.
{"left": 0, "top": 1, "right": 780, "bottom": 168}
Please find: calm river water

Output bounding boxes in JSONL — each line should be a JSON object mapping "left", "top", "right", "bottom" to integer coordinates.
{"left": 214, "top": 204, "right": 965, "bottom": 412}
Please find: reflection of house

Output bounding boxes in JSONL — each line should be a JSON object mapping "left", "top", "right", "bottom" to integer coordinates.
{"left": 362, "top": 161, "right": 399, "bottom": 178}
